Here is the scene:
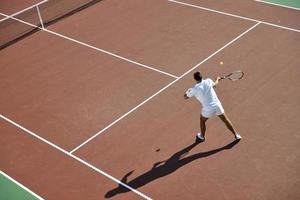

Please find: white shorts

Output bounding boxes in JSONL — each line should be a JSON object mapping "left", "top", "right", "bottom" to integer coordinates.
{"left": 201, "top": 104, "right": 224, "bottom": 118}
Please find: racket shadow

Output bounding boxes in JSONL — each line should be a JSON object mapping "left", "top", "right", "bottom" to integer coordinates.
{"left": 105, "top": 139, "right": 240, "bottom": 198}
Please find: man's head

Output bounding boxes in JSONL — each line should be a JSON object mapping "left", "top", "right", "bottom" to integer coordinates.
{"left": 194, "top": 71, "right": 202, "bottom": 82}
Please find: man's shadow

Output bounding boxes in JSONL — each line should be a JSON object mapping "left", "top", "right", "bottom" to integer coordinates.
{"left": 105, "top": 139, "right": 240, "bottom": 198}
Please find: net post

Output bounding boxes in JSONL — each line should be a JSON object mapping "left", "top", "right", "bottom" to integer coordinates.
{"left": 36, "top": 5, "right": 44, "bottom": 29}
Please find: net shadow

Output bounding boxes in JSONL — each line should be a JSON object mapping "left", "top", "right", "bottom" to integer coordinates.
{"left": 0, "top": 0, "right": 103, "bottom": 50}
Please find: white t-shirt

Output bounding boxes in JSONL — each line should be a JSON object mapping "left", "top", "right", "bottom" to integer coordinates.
{"left": 186, "top": 79, "right": 221, "bottom": 109}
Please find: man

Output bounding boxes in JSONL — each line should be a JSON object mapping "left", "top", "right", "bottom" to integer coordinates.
{"left": 184, "top": 71, "right": 241, "bottom": 142}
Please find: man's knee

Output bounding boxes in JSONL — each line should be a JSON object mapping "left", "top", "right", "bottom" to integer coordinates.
{"left": 200, "top": 115, "right": 208, "bottom": 122}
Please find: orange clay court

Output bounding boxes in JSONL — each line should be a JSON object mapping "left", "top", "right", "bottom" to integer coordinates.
{"left": 0, "top": 0, "right": 299, "bottom": 199}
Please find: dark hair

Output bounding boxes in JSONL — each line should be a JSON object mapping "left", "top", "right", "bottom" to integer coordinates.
{"left": 194, "top": 71, "right": 202, "bottom": 82}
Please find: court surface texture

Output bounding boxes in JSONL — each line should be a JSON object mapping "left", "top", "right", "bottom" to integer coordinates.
{"left": 1, "top": 0, "right": 299, "bottom": 199}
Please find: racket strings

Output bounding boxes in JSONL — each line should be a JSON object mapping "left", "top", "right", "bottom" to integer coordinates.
{"left": 228, "top": 71, "right": 244, "bottom": 80}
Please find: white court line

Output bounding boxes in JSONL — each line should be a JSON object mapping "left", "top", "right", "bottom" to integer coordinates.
{"left": 0, "top": 12, "right": 178, "bottom": 79}
{"left": 44, "top": 29, "right": 179, "bottom": 79}
{"left": 255, "top": 0, "right": 300, "bottom": 11}
{"left": 0, "top": 12, "right": 41, "bottom": 28}
{"left": 1, "top": 13, "right": 259, "bottom": 199}
{"left": 168, "top": 0, "right": 300, "bottom": 33}
{"left": 0, "top": 171, "right": 44, "bottom": 200}
{"left": 0, "top": 115, "right": 152, "bottom": 200}
{"left": 0, "top": 2, "right": 284, "bottom": 198}
{"left": 71, "top": 22, "right": 261, "bottom": 153}
{"left": 36, "top": 5, "right": 45, "bottom": 29}
{"left": 0, "top": 0, "right": 48, "bottom": 23}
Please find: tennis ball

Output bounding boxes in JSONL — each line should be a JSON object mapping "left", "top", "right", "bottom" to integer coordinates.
{"left": 220, "top": 61, "right": 224, "bottom": 65}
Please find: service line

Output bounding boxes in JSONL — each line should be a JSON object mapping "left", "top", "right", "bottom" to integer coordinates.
{"left": 0, "top": 12, "right": 178, "bottom": 79}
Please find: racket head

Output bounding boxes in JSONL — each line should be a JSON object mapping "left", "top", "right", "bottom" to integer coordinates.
{"left": 227, "top": 70, "right": 244, "bottom": 81}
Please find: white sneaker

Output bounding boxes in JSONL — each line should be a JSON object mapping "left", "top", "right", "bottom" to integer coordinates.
{"left": 235, "top": 133, "right": 242, "bottom": 140}
{"left": 196, "top": 133, "right": 205, "bottom": 142}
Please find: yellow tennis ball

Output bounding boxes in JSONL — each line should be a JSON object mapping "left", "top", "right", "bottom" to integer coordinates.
{"left": 220, "top": 61, "right": 224, "bottom": 65}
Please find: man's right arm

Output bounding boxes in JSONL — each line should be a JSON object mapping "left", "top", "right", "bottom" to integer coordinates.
{"left": 213, "top": 77, "right": 221, "bottom": 88}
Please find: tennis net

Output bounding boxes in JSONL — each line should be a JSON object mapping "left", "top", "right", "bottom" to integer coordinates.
{"left": 0, "top": 0, "right": 102, "bottom": 49}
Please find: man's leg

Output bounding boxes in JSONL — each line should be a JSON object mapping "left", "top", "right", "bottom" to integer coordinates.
{"left": 200, "top": 115, "right": 208, "bottom": 137}
{"left": 218, "top": 113, "right": 241, "bottom": 139}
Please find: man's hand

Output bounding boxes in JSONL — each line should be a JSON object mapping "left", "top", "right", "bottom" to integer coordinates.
{"left": 184, "top": 88, "right": 192, "bottom": 99}
{"left": 214, "top": 76, "right": 222, "bottom": 87}
{"left": 184, "top": 93, "right": 189, "bottom": 99}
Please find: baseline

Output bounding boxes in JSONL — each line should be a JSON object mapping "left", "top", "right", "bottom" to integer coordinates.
{"left": 168, "top": 0, "right": 300, "bottom": 33}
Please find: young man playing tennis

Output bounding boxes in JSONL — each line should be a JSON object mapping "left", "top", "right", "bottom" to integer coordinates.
{"left": 184, "top": 71, "right": 242, "bottom": 142}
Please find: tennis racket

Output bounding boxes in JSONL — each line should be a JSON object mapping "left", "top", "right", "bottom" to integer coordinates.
{"left": 220, "top": 70, "right": 244, "bottom": 81}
